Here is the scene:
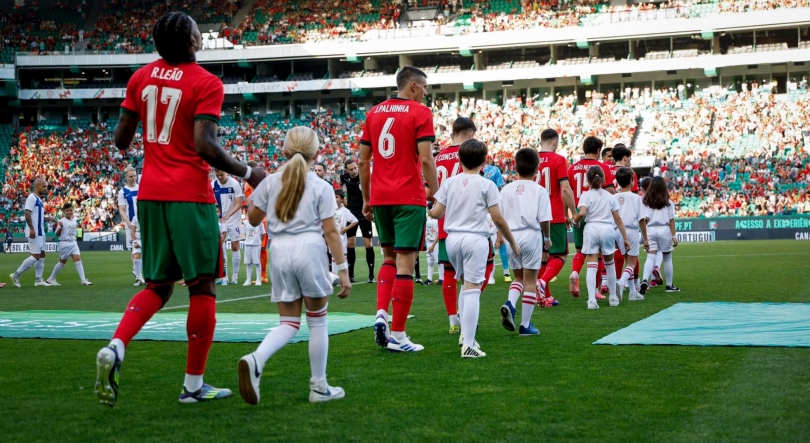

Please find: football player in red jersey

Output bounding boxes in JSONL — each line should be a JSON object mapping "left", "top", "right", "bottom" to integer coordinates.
{"left": 359, "top": 66, "right": 439, "bottom": 353}
{"left": 434, "top": 117, "right": 476, "bottom": 333}
{"left": 535, "top": 129, "right": 576, "bottom": 307}
{"left": 567, "top": 137, "right": 614, "bottom": 298}
{"left": 94, "top": 12, "right": 266, "bottom": 407}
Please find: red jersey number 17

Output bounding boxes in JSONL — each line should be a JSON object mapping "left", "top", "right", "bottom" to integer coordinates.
{"left": 142, "top": 85, "right": 182, "bottom": 145}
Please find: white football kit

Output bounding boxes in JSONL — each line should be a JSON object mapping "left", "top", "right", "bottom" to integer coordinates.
{"left": 435, "top": 174, "right": 500, "bottom": 284}
{"left": 250, "top": 171, "right": 336, "bottom": 302}
{"left": 24, "top": 193, "right": 46, "bottom": 254}
{"left": 579, "top": 188, "right": 620, "bottom": 255}
{"left": 644, "top": 200, "right": 676, "bottom": 253}
{"left": 58, "top": 217, "right": 80, "bottom": 261}
{"left": 614, "top": 191, "right": 644, "bottom": 256}
{"left": 242, "top": 221, "right": 265, "bottom": 265}
{"left": 212, "top": 177, "right": 244, "bottom": 241}
{"left": 334, "top": 206, "right": 358, "bottom": 255}
{"left": 500, "top": 180, "right": 553, "bottom": 270}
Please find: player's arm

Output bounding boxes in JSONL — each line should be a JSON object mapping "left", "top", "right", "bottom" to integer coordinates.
{"left": 670, "top": 217, "right": 678, "bottom": 247}
{"left": 358, "top": 142, "right": 373, "bottom": 218}
{"left": 428, "top": 202, "right": 445, "bottom": 220}
{"left": 428, "top": 235, "right": 439, "bottom": 252}
{"left": 612, "top": 210, "right": 631, "bottom": 251}
{"left": 24, "top": 210, "right": 34, "bottom": 238}
{"left": 323, "top": 216, "right": 351, "bottom": 298}
{"left": 560, "top": 179, "right": 576, "bottom": 225}
{"left": 55, "top": 222, "right": 63, "bottom": 237}
{"left": 341, "top": 220, "right": 359, "bottom": 236}
{"left": 118, "top": 203, "right": 130, "bottom": 228}
{"left": 419, "top": 140, "right": 439, "bottom": 201}
{"left": 573, "top": 205, "right": 587, "bottom": 225}
{"left": 195, "top": 120, "right": 267, "bottom": 189}
{"left": 640, "top": 217, "right": 649, "bottom": 251}
{"left": 114, "top": 113, "right": 138, "bottom": 154}
{"left": 489, "top": 204, "right": 520, "bottom": 256}
{"left": 223, "top": 195, "right": 244, "bottom": 221}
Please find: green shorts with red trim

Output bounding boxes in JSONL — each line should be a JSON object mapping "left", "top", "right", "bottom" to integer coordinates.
{"left": 372, "top": 205, "right": 426, "bottom": 252}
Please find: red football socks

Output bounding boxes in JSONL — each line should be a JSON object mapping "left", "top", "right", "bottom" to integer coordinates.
{"left": 112, "top": 289, "right": 164, "bottom": 346}
{"left": 634, "top": 260, "right": 640, "bottom": 279}
{"left": 541, "top": 256, "right": 565, "bottom": 284}
{"left": 597, "top": 257, "right": 605, "bottom": 280}
{"left": 442, "top": 267, "right": 458, "bottom": 316}
{"left": 391, "top": 276, "right": 414, "bottom": 332}
{"left": 376, "top": 260, "right": 396, "bottom": 312}
{"left": 614, "top": 249, "right": 625, "bottom": 278}
{"left": 572, "top": 251, "right": 586, "bottom": 274}
{"left": 481, "top": 262, "right": 495, "bottom": 293}
{"left": 186, "top": 295, "right": 216, "bottom": 376}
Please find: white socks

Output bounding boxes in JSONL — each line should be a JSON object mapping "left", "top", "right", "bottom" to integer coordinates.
{"left": 605, "top": 260, "right": 617, "bottom": 299}
{"left": 49, "top": 262, "right": 64, "bottom": 281}
{"left": 255, "top": 316, "right": 300, "bottom": 366}
{"left": 306, "top": 305, "right": 328, "bottom": 380}
{"left": 184, "top": 374, "right": 203, "bottom": 392}
{"left": 245, "top": 264, "right": 254, "bottom": 284}
{"left": 34, "top": 258, "right": 45, "bottom": 281}
{"left": 449, "top": 315, "right": 460, "bottom": 326}
{"left": 232, "top": 252, "right": 241, "bottom": 281}
{"left": 76, "top": 261, "right": 87, "bottom": 281}
{"left": 15, "top": 256, "right": 37, "bottom": 277}
{"left": 643, "top": 254, "right": 656, "bottom": 282}
{"left": 663, "top": 252, "right": 673, "bottom": 286}
{"left": 133, "top": 259, "right": 143, "bottom": 280}
{"left": 520, "top": 291, "right": 536, "bottom": 328}
{"left": 255, "top": 264, "right": 262, "bottom": 283}
{"left": 620, "top": 266, "right": 633, "bottom": 287}
{"left": 438, "top": 264, "right": 444, "bottom": 278}
{"left": 586, "top": 262, "right": 598, "bottom": 303}
{"left": 460, "top": 289, "right": 481, "bottom": 348}
{"left": 507, "top": 282, "right": 523, "bottom": 307}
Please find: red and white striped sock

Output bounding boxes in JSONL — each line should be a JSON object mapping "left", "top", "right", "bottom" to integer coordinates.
{"left": 520, "top": 292, "right": 536, "bottom": 328}
{"left": 255, "top": 316, "right": 300, "bottom": 367}
{"left": 586, "top": 263, "right": 599, "bottom": 303}
{"left": 507, "top": 282, "right": 524, "bottom": 307}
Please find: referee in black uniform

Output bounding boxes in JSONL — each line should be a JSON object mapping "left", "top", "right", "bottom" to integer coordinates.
{"left": 340, "top": 159, "right": 375, "bottom": 283}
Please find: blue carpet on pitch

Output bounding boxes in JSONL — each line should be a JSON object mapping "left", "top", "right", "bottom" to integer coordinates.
{"left": 595, "top": 302, "right": 810, "bottom": 347}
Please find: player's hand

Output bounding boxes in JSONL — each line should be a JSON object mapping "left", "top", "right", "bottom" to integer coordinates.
{"left": 565, "top": 217, "right": 573, "bottom": 230}
{"left": 362, "top": 202, "right": 373, "bottom": 222}
{"left": 28, "top": 231, "right": 35, "bottom": 239}
{"left": 624, "top": 238, "right": 631, "bottom": 252}
{"left": 643, "top": 240, "right": 650, "bottom": 252}
{"left": 133, "top": 241, "right": 140, "bottom": 248}
{"left": 336, "top": 271, "right": 351, "bottom": 299}
{"left": 544, "top": 239, "right": 553, "bottom": 251}
{"left": 672, "top": 236, "right": 679, "bottom": 247}
{"left": 510, "top": 241, "right": 521, "bottom": 256}
{"left": 494, "top": 238, "right": 502, "bottom": 249}
{"left": 427, "top": 245, "right": 434, "bottom": 253}
{"left": 245, "top": 167, "right": 267, "bottom": 189}
{"left": 58, "top": 221, "right": 63, "bottom": 228}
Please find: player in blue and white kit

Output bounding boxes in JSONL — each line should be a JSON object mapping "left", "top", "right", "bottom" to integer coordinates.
{"left": 483, "top": 163, "right": 512, "bottom": 283}
{"left": 46, "top": 203, "right": 92, "bottom": 286}
{"left": 242, "top": 220, "right": 265, "bottom": 286}
{"left": 237, "top": 126, "right": 350, "bottom": 405}
{"left": 213, "top": 170, "right": 245, "bottom": 284}
{"left": 10, "top": 178, "right": 55, "bottom": 287}
{"left": 117, "top": 167, "right": 139, "bottom": 284}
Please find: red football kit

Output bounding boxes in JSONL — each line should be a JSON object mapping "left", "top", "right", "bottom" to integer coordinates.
{"left": 568, "top": 159, "right": 615, "bottom": 206}
{"left": 435, "top": 145, "right": 460, "bottom": 240}
{"left": 359, "top": 97, "right": 435, "bottom": 207}
{"left": 537, "top": 151, "right": 570, "bottom": 223}
{"left": 120, "top": 59, "right": 224, "bottom": 203}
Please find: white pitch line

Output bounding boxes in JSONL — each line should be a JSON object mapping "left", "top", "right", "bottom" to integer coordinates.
{"left": 160, "top": 281, "right": 370, "bottom": 311}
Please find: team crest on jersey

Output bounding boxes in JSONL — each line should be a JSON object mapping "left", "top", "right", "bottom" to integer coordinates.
{"left": 462, "top": 178, "right": 469, "bottom": 187}
{"left": 516, "top": 185, "right": 525, "bottom": 195}
{"left": 618, "top": 196, "right": 625, "bottom": 205}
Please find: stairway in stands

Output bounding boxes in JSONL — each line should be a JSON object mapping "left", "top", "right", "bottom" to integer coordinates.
{"left": 0, "top": 124, "right": 14, "bottom": 182}
{"left": 632, "top": 110, "right": 656, "bottom": 155}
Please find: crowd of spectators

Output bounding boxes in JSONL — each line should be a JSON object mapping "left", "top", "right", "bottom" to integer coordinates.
{"left": 1, "top": 123, "right": 142, "bottom": 234}
{"left": 87, "top": 0, "right": 193, "bottom": 54}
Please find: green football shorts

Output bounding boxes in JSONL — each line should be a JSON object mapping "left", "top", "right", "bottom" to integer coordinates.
{"left": 438, "top": 239, "right": 450, "bottom": 265}
{"left": 138, "top": 201, "right": 222, "bottom": 284}
{"left": 373, "top": 205, "right": 426, "bottom": 252}
{"left": 546, "top": 223, "right": 569, "bottom": 255}
{"left": 573, "top": 222, "right": 586, "bottom": 250}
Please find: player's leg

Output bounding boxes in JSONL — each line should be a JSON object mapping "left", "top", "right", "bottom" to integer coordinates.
{"left": 346, "top": 228, "right": 357, "bottom": 282}
{"left": 372, "top": 206, "right": 397, "bottom": 347}
{"left": 425, "top": 248, "right": 436, "bottom": 284}
{"left": 95, "top": 201, "right": 182, "bottom": 407}
{"left": 652, "top": 250, "right": 665, "bottom": 285}
{"left": 519, "top": 267, "right": 540, "bottom": 333}
{"left": 570, "top": 223, "right": 586, "bottom": 297}
{"left": 538, "top": 225, "right": 568, "bottom": 306}
{"left": 439, "top": 239, "right": 460, "bottom": 332}
{"left": 454, "top": 235, "right": 488, "bottom": 358}
{"left": 663, "top": 251, "right": 678, "bottom": 291}
{"left": 260, "top": 234, "right": 268, "bottom": 283}
{"left": 601, "top": 228, "right": 619, "bottom": 307}
{"left": 254, "top": 248, "right": 262, "bottom": 285}
{"left": 302, "top": 296, "right": 343, "bottom": 402}
{"left": 362, "top": 229, "right": 375, "bottom": 283}
{"left": 499, "top": 243, "right": 511, "bottom": 282}
{"left": 641, "top": 250, "right": 658, "bottom": 295}
{"left": 47, "top": 247, "right": 69, "bottom": 285}
{"left": 230, "top": 228, "right": 241, "bottom": 284}
{"left": 73, "top": 254, "right": 91, "bottom": 285}
{"left": 481, "top": 239, "right": 496, "bottom": 293}
{"left": 172, "top": 202, "right": 231, "bottom": 403}
{"left": 132, "top": 250, "right": 144, "bottom": 285}
{"left": 386, "top": 205, "right": 426, "bottom": 352}
{"left": 501, "top": 237, "right": 523, "bottom": 332}
{"left": 415, "top": 255, "right": 422, "bottom": 284}
{"left": 33, "top": 244, "right": 49, "bottom": 285}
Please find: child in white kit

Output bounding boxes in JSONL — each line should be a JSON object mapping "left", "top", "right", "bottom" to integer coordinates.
{"left": 641, "top": 176, "right": 680, "bottom": 293}
{"left": 131, "top": 216, "right": 144, "bottom": 286}
{"left": 498, "top": 148, "right": 553, "bottom": 336}
{"left": 429, "top": 139, "right": 520, "bottom": 359}
{"left": 237, "top": 126, "right": 351, "bottom": 405}
{"left": 424, "top": 211, "right": 441, "bottom": 285}
{"left": 242, "top": 220, "right": 266, "bottom": 286}
{"left": 46, "top": 203, "right": 92, "bottom": 286}
{"left": 332, "top": 189, "right": 358, "bottom": 276}
{"left": 572, "top": 166, "right": 631, "bottom": 310}
{"left": 612, "top": 167, "right": 646, "bottom": 301}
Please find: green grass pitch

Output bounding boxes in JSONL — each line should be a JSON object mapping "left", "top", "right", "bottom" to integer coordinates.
{"left": 1, "top": 240, "right": 810, "bottom": 442}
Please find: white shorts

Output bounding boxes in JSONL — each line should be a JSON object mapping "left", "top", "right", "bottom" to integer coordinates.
{"left": 27, "top": 236, "right": 45, "bottom": 254}
{"left": 582, "top": 223, "right": 617, "bottom": 256}
{"left": 125, "top": 229, "right": 133, "bottom": 250}
{"left": 446, "top": 233, "right": 489, "bottom": 285}
{"left": 269, "top": 233, "right": 333, "bottom": 302}
{"left": 426, "top": 245, "right": 438, "bottom": 263}
{"left": 227, "top": 224, "right": 242, "bottom": 242}
{"left": 647, "top": 226, "right": 674, "bottom": 253}
{"left": 618, "top": 229, "right": 640, "bottom": 257}
{"left": 507, "top": 230, "right": 543, "bottom": 271}
{"left": 243, "top": 245, "right": 261, "bottom": 265}
{"left": 59, "top": 242, "right": 80, "bottom": 261}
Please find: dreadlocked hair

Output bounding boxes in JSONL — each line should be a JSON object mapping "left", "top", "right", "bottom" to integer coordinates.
{"left": 154, "top": 12, "right": 195, "bottom": 65}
